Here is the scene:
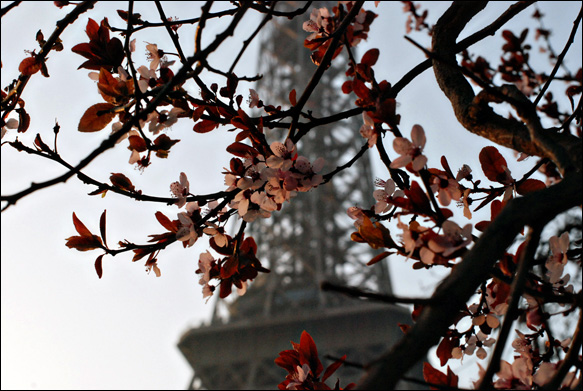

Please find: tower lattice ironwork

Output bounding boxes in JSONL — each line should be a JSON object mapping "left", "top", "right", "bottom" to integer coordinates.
{"left": 178, "top": 3, "right": 421, "bottom": 389}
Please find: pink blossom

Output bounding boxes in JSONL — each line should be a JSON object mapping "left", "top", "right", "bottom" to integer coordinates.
{"left": 347, "top": 206, "right": 366, "bottom": 228}
{"left": 456, "top": 164, "right": 473, "bottom": 181}
{"left": 427, "top": 220, "right": 473, "bottom": 257}
{"left": 250, "top": 191, "right": 278, "bottom": 212}
{"left": 512, "top": 330, "right": 532, "bottom": 358}
{"left": 302, "top": 7, "right": 331, "bottom": 39}
{"left": 2, "top": 117, "right": 18, "bottom": 138}
{"left": 494, "top": 358, "right": 533, "bottom": 389}
{"left": 203, "top": 222, "right": 229, "bottom": 247}
{"left": 266, "top": 139, "right": 296, "bottom": 170}
{"left": 264, "top": 168, "right": 298, "bottom": 204}
{"left": 137, "top": 65, "right": 157, "bottom": 92}
{"left": 170, "top": 172, "right": 190, "bottom": 208}
{"left": 359, "top": 111, "right": 377, "bottom": 148}
{"left": 464, "top": 331, "right": 496, "bottom": 359}
{"left": 545, "top": 232, "right": 569, "bottom": 284}
{"left": 293, "top": 156, "right": 325, "bottom": 191}
{"left": 373, "top": 178, "right": 405, "bottom": 214}
{"left": 197, "top": 251, "right": 215, "bottom": 302}
{"left": 431, "top": 175, "right": 461, "bottom": 206}
{"left": 286, "top": 363, "right": 311, "bottom": 390}
{"left": 146, "top": 43, "right": 162, "bottom": 70}
{"left": 248, "top": 88, "right": 260, "bottom": 108}
{"left": 176, "top": 202, "right": 200, "bottom": 247}
{"left": 390, "top": 124, "right": 427, "bottom": 172}
{"left": 148, "top": 107, "right": 183, "bottom": 134}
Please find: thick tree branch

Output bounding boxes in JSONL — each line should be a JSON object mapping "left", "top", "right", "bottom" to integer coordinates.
{"left": 357, "top": 170, "right": 581, "bottom": 390}
{"left": 431, "top": 2, "right": 582, "bottom": 174}
{"left": 357, "top": 3, "right": 583, "bottom": 388}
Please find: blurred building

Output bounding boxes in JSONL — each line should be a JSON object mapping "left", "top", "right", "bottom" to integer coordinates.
{"left": 178, "top": 2, "right": 421, "bottom": 389}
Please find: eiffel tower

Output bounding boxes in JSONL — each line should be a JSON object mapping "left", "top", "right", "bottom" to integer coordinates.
{"left": 178, "top": 2, "right": 420, "bottom": 389}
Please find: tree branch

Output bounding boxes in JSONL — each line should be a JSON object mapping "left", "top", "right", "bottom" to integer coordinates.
{"left": 431, "top": 2, "right": 582, "bottom": 173}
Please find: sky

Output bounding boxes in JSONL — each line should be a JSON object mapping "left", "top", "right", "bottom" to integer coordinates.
{"left": 1, "top": 1, "right": 581, "bottom": 390}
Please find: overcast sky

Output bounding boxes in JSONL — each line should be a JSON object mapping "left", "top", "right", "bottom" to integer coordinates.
{"left": 2, "top": 1, "right": 581, "bottom": 390}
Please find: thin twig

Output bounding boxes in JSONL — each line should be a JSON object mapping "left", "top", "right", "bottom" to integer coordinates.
{"left": 478, "top": 224, "right": 543, "bottom": 389}
{"left": 321, "top": 281, "right": 434, "bottom": 305}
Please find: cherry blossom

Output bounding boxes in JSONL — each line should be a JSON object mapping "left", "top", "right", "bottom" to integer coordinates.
{"left": 1, "top": 117, "right": 18, "bottom": 138}
{"left": 397, "top": 217, "right": 426, "bottom": 259}
{"left": 431, "top": 175, "right": 462, "bottom": 206}
{"left": 286, "top": 364, "right": 311, "bottom": 390}
{"left": 427, "top": 220, "right": 472, "bottom": 257}
{"left": 176, "top": 202, "right": 200, "bottom": 246}
{"left": 360, "top": 111, "right": 377, "bottom": 148}
{"left": 144, "top": 257, "right": 161, "bottom": 277}
{"left": 250, "top": 191, "right": 278, "bottom": 213}
{"left": 203, "top": 222, "right": 229, "bottom": 247}
{"left": 545, "top": 232, "right": 569, "bottom": 284}
{"left": 146, "top": 43, "right": 162, "bottom": 70}
{"left": 456, "top": 164, "right": 472, "bottom": 181}
{"left": 373, "top": 178, "right": 404, "bottom": 214}
{"left": 248, "top": 88, "right": 260, "bottom": 108}
{"left": 533, "top": 362, "right": 580, "bottom": 388}
{"left": 170, "top": 172, "right": 190, "bottom": 208}
{"left": 137, "top": 64, "right": 157, "bottom": 92}
{"left": 390, "top": 124, "right": 427, "bottom": 172}
{"left": 511, "top": 330, "right": 533, "bottom": 358}
{"left": 347, "top": 206, "right": 366, "bottom": 228}
{"left": 302, "top": 7, "right": 331, "bottom": 40}
{"left": 238, "top": 159, "right": 267, "bottom": 190}
{"left": 264, "top": 168, "right": 298, "bottom": 204}
{"left": 293, "top": 156, "right": 325, "bottom": 191}
{"left": 266, "top": 139, "right": 296, "bottom": 170}
{"left": 464, "top": 331, "right": 496, "bottom": 359}
{"left": 197, "top": 251, "right": 215, "bottom": 302}
{"left": 460, "top": 188, "right": 472, "bottom": 219}
{"left": 494, "top": 357, "right": 533, "bottom": 389}
{"left": 147, "top": 107, "right": 184, "bottom": 134}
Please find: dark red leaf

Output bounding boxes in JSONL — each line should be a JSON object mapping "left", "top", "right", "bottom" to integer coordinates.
{"left": 341, "top": 80, "right": 353, "bottom": 94}
{"left": 367, "top": 251, "right": 391, "bottom": 266}
{"left": 18, "top": 56, "right": 43, "bottom": 76}
{"left": 436, "top": 335, "right": 458, "bottom": 367}
{"left": 155, "top": 211, "right": 178, "bottom": 233}
{"left": 128, "top": 134, "right": 147, "bottom": 152}
{"left": 423, "top": 362, "right": 459, "bottom": 390}
{"left": 131, "top": 248, "right": 151, "bottom": 262}
{"left": 405, "top": 181, "right": 432, "bottom": 215}
{"left": 78, "top": 103, "right": 116, "bottom": 132}
{"left": 361, "top": 48, "right": 379, "bottom": 67}
{"left": 99, "top": 210, "right": 107, "bottom": 248}
{"left": 516, "top": 178, "right": 546, "bottom": 195}
{"left": 65, "top": 235, "right": 103, "bottom": 251}
{"left": 17, "top": 108, "right": 30, "bottom": 133}
{"left": 289, "top": 89, "right": 297, "bottom": 106}
{"left": 299, "top": 331, "right": 323, "bottom": 377}
{"left": 109, "top": 173, "right": 136, "bottom": 192}
{"left": 193, "top": 119, "right": 219, "bottom": 133}
{"left": 95, "top": 254, "right": 104, "bottom": 279}
{"left": 226, "top": 142, "right": 258, "bottom": 158}
{"left": 479, "top": 146, "right": 509, "bottom": 183}
{"left": 440, "top": 156, "right": 454, "bottom": 178}
{"left": 72, "top": 212, "right": 93, "bottom": 237}
{"left": 34, "top": 134, "right": 52, "bottom": 152}
{"left": 322, "top": 354, "right": 346, "bottom": 382}
{"left": 352, "top": 78, "right": 371, "bottom": 100}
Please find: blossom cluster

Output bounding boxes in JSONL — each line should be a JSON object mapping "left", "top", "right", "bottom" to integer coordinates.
{"left": 224, "top": 139, "right": 325, "bottom": 223}
{"left": 167, "top": 138, "right": 324, "bottom": 301}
